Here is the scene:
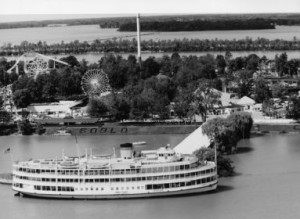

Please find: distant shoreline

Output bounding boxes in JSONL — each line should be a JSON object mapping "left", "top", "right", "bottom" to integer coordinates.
{"left": 1, "top": 13, "right": 300, "bottom": 30}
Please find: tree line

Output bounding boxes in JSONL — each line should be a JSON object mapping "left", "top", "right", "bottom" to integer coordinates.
{"left": 2, "top": 37, "right": 300, "bottom": 57}
{"left": 119, "top": 19, "right": 275, "bottom": 32}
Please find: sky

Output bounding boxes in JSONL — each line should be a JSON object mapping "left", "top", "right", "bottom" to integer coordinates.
{"left": 0, "top": 0, "right": 299, "bottom": 22}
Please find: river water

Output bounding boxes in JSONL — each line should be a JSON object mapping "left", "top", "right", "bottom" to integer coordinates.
{"left": 1, "top": 134, "right": 300, "bottom": 219}
{"left": 1, "top": 25, "right": 300, "bottom": 46}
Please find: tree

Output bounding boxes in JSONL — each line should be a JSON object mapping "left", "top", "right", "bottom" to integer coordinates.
{"left": 271, "top": 83, "right": 286, "bottom": 98}
{"left": 202, "top": 112, "right": 253, "bottom": 153}
{"left": 87, "top": 98, "right": 109, "bottom": 118}
{"left": 286, "top": 97, "right": 300, "bottom": 120}
{"left": 159, "top": 55, "right": 172, "bottom": 76}
{"left": 78, "top": 59, "right": 89, "bottom": 75}
{"left": 262, "top": 99, "right": 276, "bottom": 117}
{"left": 253, "top": 77, "right": 271, "bottom": 103}
{"left": 232, "top": 69, "right": 253, "bottom": 98}
{"left": 36, "top": 123, "right": 46, "bottom": 135}
{"left": 126, "top": 54, "right": 140, "bottom": 83}
{"left": 193, "top": 83, "right": 221, "bottom": 122}
{"left": 201, "top": 117, "right": 238, "bottom": 153}
{"left": 19, "top": 119, "right": 34, "bottom": 135}
{"left": 227, "top": 112, "right": 253, "bottom": 139}
{"left": 0, "top": 96, "right": 3, "bottom": 109}
{"left": 173, "top": 87, "right": 194, "bottom": 119}
{"left": 152, "top": 96, "right": 170, "bottom": 120}
{"left": 216, "top": 55, "right": 226, "bottom": 75}
{"left": 0, "top": 66, "right": 10, "bottom": 86}
{"left": 246, "top": 54, "right": 260, "bottom": 71}
{"left": 170, "top": 52, "right": 181, "bottom": 75}
{"left": 229, "top": 57, "right": 245, "bottom": 71}
{"left": 174, "top": 65, "right": 195, "bottom": 87}
{"left": 275, "top": 53, "right": 288, "bottom": 76}
{"left": 100, "top": 53, "right": 128, "bottom": 89}
{"left": 60, "top": 55, "right": 79, "bottom": 67}
{"left": 110, "top": 95, "right": 131, "bottom": 121}
{"left": 0, "top": 111, "right": 12, "bottom": 123}
{"left": 141, "top": 57, "right": 160, "bottom": 79}
{"left": 13, "top": 89, "right": 32, "bottom": 109}
{"left": 287, "top": 59, "right": 300, "bottom": 77}
{"left": 237, "top": 82, "right": 252, "bottom": 98}
{"left": 130, "top": 96, "right": 151, "bottom": 119}
{"left": 57, "top": 67, "right": 82, "bottom": 97}
{"left": 225, "top": 51, "right": 232, "bottom": 65}
{"left": 201, "top": 63, "right": 217, "bottom": 79}
{"left": 194, "top": 147, "right": 235, "bottom": 177}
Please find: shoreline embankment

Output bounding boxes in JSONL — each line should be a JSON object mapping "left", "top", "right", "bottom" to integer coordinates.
{"left": 252, "top": 122, "right": 300, "bottom": 134}
{"left": 45, "top": 124, "right": 200, "bottom": 135}
{"left": 43, "top": 122, "right": 300, "bottom": 136}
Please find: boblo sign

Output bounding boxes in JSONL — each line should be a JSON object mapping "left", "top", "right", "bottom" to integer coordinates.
{"left": 79, "top": 127, "right": 128, "bottom": 134}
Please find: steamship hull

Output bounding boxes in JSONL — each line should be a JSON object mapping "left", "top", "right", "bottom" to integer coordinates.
{"left": 16, "top": 182, "right": 217, "bottom": 199}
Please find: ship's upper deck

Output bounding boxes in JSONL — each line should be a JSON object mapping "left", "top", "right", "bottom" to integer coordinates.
{"left": 13, "top": 146, "right": 202, "bottom": 170}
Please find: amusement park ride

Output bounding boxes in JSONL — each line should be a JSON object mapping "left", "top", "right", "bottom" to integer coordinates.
{"left": 81, "top": 69, "right": 112, "bottom": 96}
{"left": 7, "top": 52, "right": 69, "bottom": 78}
{"left": 3, "top": 52, "right": 69, "bottom": 115}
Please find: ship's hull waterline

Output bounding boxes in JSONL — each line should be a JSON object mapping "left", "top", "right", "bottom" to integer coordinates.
{"left": 15, "top": 182, "right": 217, "bottom": 199}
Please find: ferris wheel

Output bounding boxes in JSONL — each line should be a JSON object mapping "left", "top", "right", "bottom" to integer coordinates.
{"left": 81, "top": 69, "right": 112, "bottom": 96}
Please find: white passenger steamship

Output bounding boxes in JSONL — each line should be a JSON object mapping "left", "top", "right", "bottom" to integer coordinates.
{"left": 12, "top": 126, "right": 217, "bottom": 199}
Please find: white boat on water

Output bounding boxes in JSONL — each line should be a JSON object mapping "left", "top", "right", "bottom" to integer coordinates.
{"left": 12, "top": 126, "right": 217, "bottom": 199}
{"left": 52, "top": 129, "right": 71, "bottom": 136}
{"left": 132, "top": 141, "right": 147, "bottom": 146}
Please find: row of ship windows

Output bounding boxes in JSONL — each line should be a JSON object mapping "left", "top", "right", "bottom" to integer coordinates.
{"left": 34, "top": 186, "right": 74, "bottom": 192}
{"left": 145, "top": 176, "right": 217, "bottom": 190}
{"left": 14, "top": 170, "right": 216, "bottom": 183}
{"left": 14, "top": 176, "right": 217, "bottom": 193}
{"left": 33, "top": 186, "right": 146, "bottom": 192}
{"left": 13, "top": 183, "right": 74, "bottom": 192}
{"left": 14, "top": 163, "right": 204, "bottom": 175}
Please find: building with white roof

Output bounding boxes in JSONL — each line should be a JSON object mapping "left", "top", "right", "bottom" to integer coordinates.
{"left": 27, "top": 101, "right": 81, "bottom": 118}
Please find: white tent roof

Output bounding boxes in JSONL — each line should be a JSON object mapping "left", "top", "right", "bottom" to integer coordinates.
{"left": 173, "top": 125, "right": 211, "bottom": 154}
{"left": 237, "top": 96, "right": 256, "bottom": 106}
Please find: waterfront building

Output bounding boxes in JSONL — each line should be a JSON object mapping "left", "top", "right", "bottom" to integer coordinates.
{"left": 27, "top": 101, "right": 81, "bottom": 119}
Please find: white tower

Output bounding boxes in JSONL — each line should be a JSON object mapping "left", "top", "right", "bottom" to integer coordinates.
{"left": 136, "top": 13, "right": 141, "bottom": 65}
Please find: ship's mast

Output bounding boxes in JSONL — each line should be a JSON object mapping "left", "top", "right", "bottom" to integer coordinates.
{"left": 136, "top": 13, "right": 142, "bottom": 65}
{"left": 214, "top": 143, "right": 217, "bottom": 174}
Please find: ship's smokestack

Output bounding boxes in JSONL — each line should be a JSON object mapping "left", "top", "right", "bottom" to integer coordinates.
{"left": 136, "top": 13, "right": 141, "bottom": 65}
{"left": 120, "top": 143, "right": 133, "bottom": 159}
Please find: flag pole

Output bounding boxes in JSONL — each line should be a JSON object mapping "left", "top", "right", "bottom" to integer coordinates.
{"left": 74, "top": 134, "right": 80, "bottom": 162}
